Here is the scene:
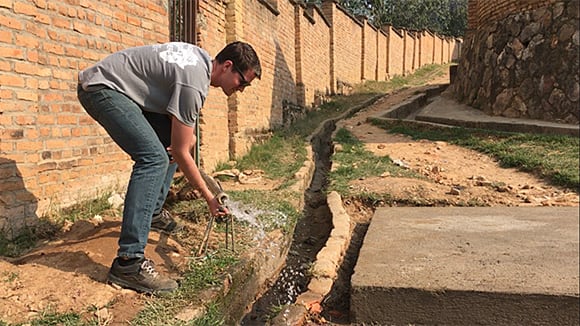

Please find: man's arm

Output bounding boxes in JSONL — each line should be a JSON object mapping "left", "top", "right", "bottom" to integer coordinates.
{"left": 170, "top": 115, "right": 225, "bottom": 216}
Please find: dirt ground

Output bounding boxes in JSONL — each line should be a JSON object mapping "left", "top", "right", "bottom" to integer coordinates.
{"left": 336, "top": 73, "right": 579, "bottom": 224}
{"left": 1, "top": 71, "right": 578, "bottom": 325}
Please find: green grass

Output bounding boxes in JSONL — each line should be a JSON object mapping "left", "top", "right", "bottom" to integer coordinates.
{"left": 2, "top": 310, "right": 100, "bottom": 326}
{"left": 234, "top": 134, "right": 307, "bottom": 180}
{"left": 354, "top": 63, "right": 447, "bottom": 94}
{"left": 227, "top": 189, "right": 301, "bottom": 234}
{"left": 130, "top": 250, "right": 237, "bottom": 326}
{"left": 373, "top": 121, "right": 580, "bottom": 191}
{"left": 328, "top": 128, "right": 420, "bottom": 196}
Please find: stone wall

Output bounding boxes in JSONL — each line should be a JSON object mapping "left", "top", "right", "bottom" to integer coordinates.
{"left": 454, "top": 1, "right": 579, "bottom": 123}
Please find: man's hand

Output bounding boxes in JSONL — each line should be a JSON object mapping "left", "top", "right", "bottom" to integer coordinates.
{"left": 208, "top": 197, "right": 229, "bottom": 216}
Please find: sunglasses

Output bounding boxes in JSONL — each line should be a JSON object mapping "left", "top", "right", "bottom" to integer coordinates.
{"left": 233, "top": 64, "right": 251, "bottom": 88}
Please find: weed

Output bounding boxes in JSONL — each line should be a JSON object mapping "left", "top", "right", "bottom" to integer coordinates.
{"left": 2, "top": 271, "right": 18, "bottom": 283}
{"left": 129, "top": 250, "right": 237, "bottom": 326}
{"left": 56, "top": 192, "right": 117, "bottom": 223}
{"left": 192, "top": 303, "right": 225, "bottom": 326}
{"left": 0, "top": 220, "right": 59, "bottom": 257}
{"left": 7, "top": 310, "right": 94, "bottom": 326}
{"left": 268, "top": 304, "right": 291, "bottom": 320}
{"left": 376, "top": 122, "right": 580, "bottom": 191}
{"left": 231, "top": 134, "right": 307, "bottom": 184}
{"left": 329, "top": 127, "right": 420, "bottom": 196}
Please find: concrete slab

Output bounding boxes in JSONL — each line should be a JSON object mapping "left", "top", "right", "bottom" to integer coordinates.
{"left": 351, "top": 207, "right": 580, "bottom": 325}
{"left": 416, "top": 95, "right": 579, "bottom": 137}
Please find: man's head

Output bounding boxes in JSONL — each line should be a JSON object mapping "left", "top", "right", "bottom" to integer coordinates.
{"left": 212, "top": 41, "right": 262, "bottom": 96}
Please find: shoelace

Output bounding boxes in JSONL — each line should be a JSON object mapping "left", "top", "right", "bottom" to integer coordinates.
{"left": 140, "top": 259, "right": 159, "bottom": 278}
{"left": 154, "top": 210, "right": 173, "bottom": 224}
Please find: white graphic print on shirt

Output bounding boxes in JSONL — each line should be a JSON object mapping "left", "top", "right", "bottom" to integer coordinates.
{"left": 155, "top": 43, "right": 199, "bottom": 69}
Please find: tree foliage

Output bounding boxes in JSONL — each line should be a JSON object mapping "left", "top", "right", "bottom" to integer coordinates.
{"left": 330, "top": 0, "right": 468, "bottom": 37}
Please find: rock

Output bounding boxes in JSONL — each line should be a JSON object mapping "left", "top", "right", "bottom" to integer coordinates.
{"left": 392, "top": 159, "right": 410, "bottom": 169}
{"left": 107, "top": 193, "right": 124, "bottom": 209}
{"left": 449, "top": 187, "right": 461, "bottom": 195}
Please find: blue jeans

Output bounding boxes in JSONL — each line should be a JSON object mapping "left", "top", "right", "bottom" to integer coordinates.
{"left": 77, "top": 86, "right": 177, "bottom": 258}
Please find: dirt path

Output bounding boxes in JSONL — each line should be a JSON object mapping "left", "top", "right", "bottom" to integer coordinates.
{"left": 336, "top": 75, "right": 578, "bottom": 224}
{"left": 0, "top": 218, "right": 190, "bottom": 324}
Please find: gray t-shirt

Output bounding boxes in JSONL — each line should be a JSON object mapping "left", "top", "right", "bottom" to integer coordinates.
{"left": 78, "top": 42, "right": 212, "bottom": 127}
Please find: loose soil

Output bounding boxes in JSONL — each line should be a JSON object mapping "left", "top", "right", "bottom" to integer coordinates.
{"left": 1, "top": 70, "right": 578, "bottom": 325}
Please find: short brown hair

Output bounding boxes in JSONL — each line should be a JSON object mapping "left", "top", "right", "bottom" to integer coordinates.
{"left": 215, "top": 41, "right": 262, "bottom": 79}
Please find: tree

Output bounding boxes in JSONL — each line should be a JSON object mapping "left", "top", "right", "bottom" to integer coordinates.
{"left": 333, "top": 0, "right": 468, "bottom": 37}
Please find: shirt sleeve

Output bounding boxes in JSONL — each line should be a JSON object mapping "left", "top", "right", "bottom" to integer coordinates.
{"left": 166, "top": 83, "right": 204, "bottom": 127}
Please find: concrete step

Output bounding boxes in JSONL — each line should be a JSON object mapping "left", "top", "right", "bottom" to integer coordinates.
{"left": 351, "top": 206, "right": 579, "bottom": 325}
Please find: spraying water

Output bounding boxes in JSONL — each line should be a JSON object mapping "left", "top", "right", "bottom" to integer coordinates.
{"left": 227, "top": 199, "right": 289, "bottom": 242}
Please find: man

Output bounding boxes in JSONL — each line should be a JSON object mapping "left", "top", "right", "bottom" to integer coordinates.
{"left": 77, "top": 41, "right": 261, "bottom": 293}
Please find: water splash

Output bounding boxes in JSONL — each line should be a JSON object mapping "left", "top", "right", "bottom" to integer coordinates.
{"left": 226, "top": 199, "right": 288, "bottom": 241}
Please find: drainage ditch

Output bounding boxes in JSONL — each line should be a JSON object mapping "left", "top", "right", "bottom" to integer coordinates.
{"left": 241, "top": 119, "right": 338, "bottom": 324}
{"left": 240, "top": 93, "right": 387, "bottom": 324}
{"left": 239, "top": 85, "right": 465, "bottom": 324}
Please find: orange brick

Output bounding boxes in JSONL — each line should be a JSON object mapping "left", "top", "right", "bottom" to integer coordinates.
{"left": 57, "top": 115, "right": 77, "bottom": 125}
{"left": 51, "top": 16, "right": 70, "bottom": 29}
{"left": 0, "top": 46, "right": 25, "bottom": 59}
{"left": 14, "top": 2, "right": 37, "bottom": 17}
{"left": 0, "top": 73, "right": 26, "bottom": 87}
{"left": 0, "top": 15, "right": 24, "bottom": 30}
{"left": 16, "top": 140, "right": 43, "bottom": 151}
{"left": 32, "top": 0, "right": 47, "bottom": 9}
{"left": 14, "top": 61, "right": 51, "bottom": 76}
{"left": 0, "top": 29, "right": 12, "bottom": 42}
{"left": 0, "top": 0, "right": 11, "bottom": 9}
{"left": 45, "top": 139, "right": 68, "bottom": 149}
{"left": 15, "top": 90, "right": 38, "bottom": 101}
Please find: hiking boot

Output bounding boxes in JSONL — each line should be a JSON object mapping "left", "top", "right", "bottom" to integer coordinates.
{"left": 107, "top": 257, "right": 178, "bottom": 294}
{"left": 150, "top": 209, "right": 180, "bottom": 234}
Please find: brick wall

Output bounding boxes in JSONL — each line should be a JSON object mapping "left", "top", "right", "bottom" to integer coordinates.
{"left": 420, "top": 30, "right": 435, "bottom": 66}
{"left": 1, "top": 0, "right": 460, "bottom": 237}
{"left": 403, "top": 31, "right": 415, "bottom": 75}
{"left": 0, "top": 0, "right": 169, "bottom": 236}
{"left": 362, "top": 20, "right": 378, "bottom": 81}
{"left": 413, "top": 32, "right": 421, "bottom": 70}
{"left": 387, "top": 27, "right": 404, "bottom": 77}
{"left": 196, "top": 0, "right": 229, "bottom": 169}
{"left": 442, "top": 38, "right": 450, "bottom": 64}
{"left": 322, "top": 0, "right": 363, "bottom": 87}
{"left": 433, "top": 36, "right": 443, "bottom": 64}
{"left": 297, "top": 4, "right": 331, "bottom": 107}
{"left": 376, "top": 29, "right": 387, "bottom": 81}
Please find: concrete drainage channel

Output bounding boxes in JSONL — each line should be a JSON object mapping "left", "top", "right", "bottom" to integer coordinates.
{"left": 237, "top": 94, "right": 383, "bottom": 325}
{"left": 237, "top": 85, "right": 448, "bottom": 325}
